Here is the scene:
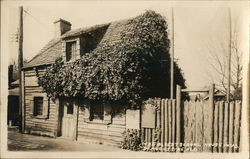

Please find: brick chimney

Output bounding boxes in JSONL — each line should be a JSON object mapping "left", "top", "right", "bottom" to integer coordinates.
{"left": 54, "top": 18, "right": 71, "bottom": 38}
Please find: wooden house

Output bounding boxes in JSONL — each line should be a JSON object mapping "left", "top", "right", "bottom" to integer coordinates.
{"left": 21, "top": 12, "right": 182, "bottom": 146}
{"left": 22, "top": 18, "right": 139, "bottom": 146}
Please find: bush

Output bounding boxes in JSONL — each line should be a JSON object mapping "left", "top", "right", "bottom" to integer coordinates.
{"left": 120, "top": 129, "right": 142, "bottom": 151}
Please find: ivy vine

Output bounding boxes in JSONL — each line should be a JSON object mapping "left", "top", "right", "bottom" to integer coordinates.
{"left": 37, "top": 10, "right": 186, "bottom": 108}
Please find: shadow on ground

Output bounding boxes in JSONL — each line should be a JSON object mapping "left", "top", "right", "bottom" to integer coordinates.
{"left": 8, "top": 127, "right": 125, "bottom": 152}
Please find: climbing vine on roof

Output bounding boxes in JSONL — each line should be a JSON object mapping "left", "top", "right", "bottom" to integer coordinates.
{"left": 37, "top": 10, "right": 186, "bottom": 108}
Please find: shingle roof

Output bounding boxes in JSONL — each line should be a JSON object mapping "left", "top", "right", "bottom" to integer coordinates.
{"left": 23, "top": 15, "right": 145, "bottom": 69}
{"left": 61, "top": 23, "right": 110, "bottom": 39}
{"left": 23, "top": 23, "right": 110, "bottom": 69}
{"left": 24, "top": 38, "right": 62, "bottom": 68}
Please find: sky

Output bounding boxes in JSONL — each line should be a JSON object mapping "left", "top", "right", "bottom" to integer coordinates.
{"left": 2, "top": 0, "right": 249, "bottom": 90}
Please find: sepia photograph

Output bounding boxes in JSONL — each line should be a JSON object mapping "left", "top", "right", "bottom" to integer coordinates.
{"left": 1, "top": 0, "right": 249, "bottom": 158}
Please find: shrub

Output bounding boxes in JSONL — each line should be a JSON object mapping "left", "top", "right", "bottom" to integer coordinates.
{"left": 120, "top": 129, "right": 142, "bottom": 151}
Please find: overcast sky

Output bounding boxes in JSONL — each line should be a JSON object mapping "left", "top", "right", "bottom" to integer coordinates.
{"left": 2, "top": 1, "right": 249, "bottom": 89}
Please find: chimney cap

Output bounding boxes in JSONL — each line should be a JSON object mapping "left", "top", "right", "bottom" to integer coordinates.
{"left": 54, "top": 18, "right": 71, "bottom": 26}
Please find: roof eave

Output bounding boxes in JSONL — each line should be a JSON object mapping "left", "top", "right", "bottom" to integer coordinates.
{"left": 22, "top": 63, "right": 52, "bottom": 70}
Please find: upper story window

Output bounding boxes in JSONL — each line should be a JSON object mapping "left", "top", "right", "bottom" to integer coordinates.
{"left": 33, "top": 97, "right": 44, "bottom": 116}
{"left": 66, "top": 41, "right": 77, "bottom": 62}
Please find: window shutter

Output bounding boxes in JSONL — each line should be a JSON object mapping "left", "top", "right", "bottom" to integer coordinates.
{"left": 43, "top": 98, "right": 49, "bottom": 118}
{"left": 30, "top": 99, "right": 34, "bottom": 116}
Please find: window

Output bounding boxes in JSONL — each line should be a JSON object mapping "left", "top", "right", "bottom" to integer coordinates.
{"left": 66, "top": 41, "right": 76, "bottom": 62}
{"left": 34, "top": 97, "right": 43, "bottom": 116}
{"left": 90, "top": 101, "right": 104, "bottom": 121}
{"left": 67, "top": 103, "right": 74, "bottom": 114}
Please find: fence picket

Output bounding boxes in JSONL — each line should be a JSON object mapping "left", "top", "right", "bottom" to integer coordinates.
{"left": 172, "top": 99, "right": 176, "bottom": 151}
{"left": 142, "top": 127, "right": 145, "bottom": 143}
{"left": 195, "top": 101, "right": 199, "bottom": 152}
{"left": 161, "top": 99, "right": 165, "bottom": 150}
{"left": 191, "top": 101, "right": 196, "bottom": 151}
{"left": 218, "top": 101, "right": 224, "bottom": 152}
{"left": 176, "top": 85, "right": 181, "bottom": 152}
{"left": 208, "top": 84, "right": 214, "bottom": 152}
{"left": 147, "top": 128, "right": 150, "bottom": 149}
{"left": 183, "top": 100, "right": 189, "bottom": 151}
{"left": 203, "top": 101, "right": 209, "bottom": 151}
{"left": 168, "top": 100, "right": 172, "bottom": 147}
{"left": 228, "top": 101, "right": 234, "bottom": 153}
{"left": 157, "top": 100, "right": 161, "bottom": 150}
{"left": 197, "top": 101, "right": 204, "bottom": 152}
{"left": 144, "top": 128, "right": 147, "bottom": 148}
{"left": 234, "top": 101, "right": 241, "bottom": 152}
{"left": 213, "top": 101, "right": 219, "bottom": 153}
{"left": 149, "top": 128, "right": 152, "bottom": 149}
{"left": 164, "top": 99, "right": 169, "bottom": 151}
{"left": 223, "top": 102, "right": 229, "bottom": 152}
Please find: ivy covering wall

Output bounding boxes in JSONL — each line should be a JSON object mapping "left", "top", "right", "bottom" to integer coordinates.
{"left": 37, "top": 10, "right": 186, "bottom": 108}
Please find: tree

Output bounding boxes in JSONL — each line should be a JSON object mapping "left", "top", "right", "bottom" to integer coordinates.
{"left": 205, "top": 16, "right": 243, "bottom": 100}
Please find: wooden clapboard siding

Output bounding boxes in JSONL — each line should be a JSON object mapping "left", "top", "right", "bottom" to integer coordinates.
{"left": 76, "top": 102, "right": 125, "bottom": 146}
{"left": 23, "top": 68, "right": 59, "bottom": 137}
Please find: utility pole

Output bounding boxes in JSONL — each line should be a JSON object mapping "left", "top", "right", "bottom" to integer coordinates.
{"left": 226, "top": 8, "right": 231, "bottom": 102}
{"left": 18, "top": 6, "right": 24, "bottom": 132}
{"left": 170, "top": 8, "right": 175, "bottom": 99}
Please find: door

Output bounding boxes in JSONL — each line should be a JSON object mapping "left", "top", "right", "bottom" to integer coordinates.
{"left": 61, "top": 99, "right": 77, "bottom": 139}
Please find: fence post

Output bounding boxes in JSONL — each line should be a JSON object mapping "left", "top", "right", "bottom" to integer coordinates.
{"left": 208, "top": 84, "right": 214, "bottom": 152}
{"left": 176, "top": 85, "right": 181, "bottom": 152}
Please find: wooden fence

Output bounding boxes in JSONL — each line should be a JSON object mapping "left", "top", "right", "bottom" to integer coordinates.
{"left": 140, "top": 85, "right": 242, "bottom": 153}
{"left": 183, "top": 100, "right": 241, "bottom": 153}
{"left": 141, "top": 99, "right": 180, "bottom": 152}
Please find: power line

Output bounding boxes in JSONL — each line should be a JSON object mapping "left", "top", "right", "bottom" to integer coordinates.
{"left": 10, "top": 8, "right": 52, "bottom": 43}
{"left": 23, "top": 9, "right": 51, "bottom": 30}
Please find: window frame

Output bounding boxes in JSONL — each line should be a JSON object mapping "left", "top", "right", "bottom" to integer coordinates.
{"left": 86, "top": 101, "right": 112, "bottom": 125}
{"left": 64, "top": 38, "right": 80, "bottom": 63}
{"left": 65, "top": 41, "right": 76, "bottom": 62}
{"left": 31, "top": 93, "right": 49, "bottom": 119}
{"left": 33, "top": 97, "right": 44, "bottom": 116}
